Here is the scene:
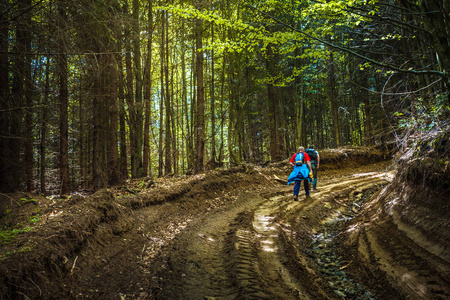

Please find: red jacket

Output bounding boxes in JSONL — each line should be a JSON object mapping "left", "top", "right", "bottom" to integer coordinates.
{"left": 290, "top": 152, "right": 311, "bottom": 164}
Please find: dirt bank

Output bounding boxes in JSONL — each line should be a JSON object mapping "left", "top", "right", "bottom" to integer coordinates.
{"left": 341, "top": 130, "right": 450, "bottom": 299}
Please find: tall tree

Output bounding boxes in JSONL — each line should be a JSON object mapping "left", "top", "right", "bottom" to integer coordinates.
{"left": 266, "top": 45, "right": 280, "bottom": 161}
{"left": 117, "top": 30, "right": 128, "bottom": 180}
{"left": 194, "top": 0, "right": 205, "bottom": 173}
{"left": 58, "top": 0, "right": 70, "bottom": 194}
{"left": 143, "top": 0, "right": 153, "bottom": 177}
{"left": 23, "top": 0, "right": 33, "bottom": 192}
{"left": 132, "top": 0, "right": 144, "bottom": 178}
{"left": 40, "top": 58, "right": 50, "bottom": 195}
{"left": 92, "top": 54, "right": 103, "bottom": 190}
{"left": 328, "top": 50, "right": 340, "bottom": 148}
{"left": 158, "top": 10, "right": 165, "bottom": 176}
{"left": 209, "top": 22, "right": 216, "bottom": 168}
{"left": 124, "top": 1, "right": 136, "bottom": 179}
{"left": 0, "top": 0, "right": 11, "bottom": 192}
{"left": 106, "top": 2, "right": 121, "bottom": 186}
{"left": 107, "top": 51, "right": 120, "bottom": 185}
{"left": 164, "top": 10, "right": 172, "bottom": 175}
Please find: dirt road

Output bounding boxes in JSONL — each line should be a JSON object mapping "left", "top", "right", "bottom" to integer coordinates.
{"left": 2, "top": 158, "right": 449, "bottom": 299}
{"left": 149, "top": 167, "right": 393, "bottom": 299}
{"left": 70, "top": 161, "right": 397, "bottom": 299}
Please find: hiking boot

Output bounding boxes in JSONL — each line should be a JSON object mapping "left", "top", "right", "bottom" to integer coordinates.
{"left": 305, "top": 195, "right": 311, "bottom": 200}
{"left": 293, "top": 195, "right": 299, "bottom": 201}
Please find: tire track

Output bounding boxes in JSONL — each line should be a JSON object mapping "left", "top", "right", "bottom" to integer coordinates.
{"left": 152, "top": 168, "right": 393, "bottom": 299}
{"left": 227, "top": 171, "right": 390, "bottom": 299}
{"left": 359, "top": 209, "right": 450, "bottom": 299}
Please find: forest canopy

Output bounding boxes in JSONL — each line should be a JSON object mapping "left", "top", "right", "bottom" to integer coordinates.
{"left": 0, "top": 0, "right": 448, "bottom": 194}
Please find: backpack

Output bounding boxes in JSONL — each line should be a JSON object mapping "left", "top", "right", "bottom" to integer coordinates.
{"left": 294, "top": 152, "right": 304, "bottom": 166}
{"left": 306, "top": 149, "right": 318, "bottom": 162}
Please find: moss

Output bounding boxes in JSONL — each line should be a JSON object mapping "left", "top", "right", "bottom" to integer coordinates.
{"left": 0, "top": 226, "right": 33, "bottom": 245}
{"left": 18, "top": 244, "right": 36, "bottom": 253}
{"left": 19, "top": 198, "right": 37, "bottom": 205}
{"left": 28, "top": 215, "right": 40, "bottom": 225}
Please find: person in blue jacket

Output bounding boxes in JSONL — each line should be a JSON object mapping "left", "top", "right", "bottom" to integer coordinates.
{"left": 288, "top": 146, "right": 313, "bottom": 201}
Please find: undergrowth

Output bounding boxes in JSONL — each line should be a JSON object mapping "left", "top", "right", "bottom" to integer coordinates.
{"left": 0, "top": 227, "right": 33, "bottom": 245}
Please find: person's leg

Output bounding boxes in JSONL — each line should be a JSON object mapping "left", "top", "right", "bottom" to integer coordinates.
{"left": 294, "top": 181, "right": 300, "bottom": 196}
{"left": 312, "top": 164, "right": 318, "bottom": 189}
{"left": 303, "top": 179, "right": 310, "bottom": 196}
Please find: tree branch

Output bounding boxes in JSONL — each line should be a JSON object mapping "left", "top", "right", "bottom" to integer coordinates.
{"left": 0, "top": 104, "right": 49, "bottom": 113}
{"left": 244, "top": 1, "right": 445, "bottom": 78}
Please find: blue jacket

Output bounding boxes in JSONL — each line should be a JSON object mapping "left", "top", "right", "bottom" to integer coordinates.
{"left": 287, "top": 153, "right": 310, "bottom": 185}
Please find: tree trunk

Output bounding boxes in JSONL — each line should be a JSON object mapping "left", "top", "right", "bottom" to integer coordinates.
{"left": 295, "top": 47, "right": 306, "bottom": 148}
{"left": 266, "top": 44, "right": 283, "bottom": 161}
{"left": 133, "top": 0, "right": 143, "bottom": 178}
{"left": 40, "top": 58, "right": 50, "bottom": 195}
{"left": 362, "top": 72, "right": 372, "bottom": 146}
{"left": 181, "top": 19, "right": 193, "bottom": 173}
{"left": 78, "top": 75, "right": 85, "bottom": 188}
{"left": 268, "top": 87, "right": 278, "bottom": 160}
{"left": 58, "top": 1, "right": 70, "bottom": 195}
{"left": 219, "top": 42, "right": 226, "bottom": 166}
{"left": 124, "top": 1, "right": 136, "bottom": 179}
{"left": 7, "top": 0, "right": 27, "bottom": 192}
{"left": 244, "top": 64, "right": 255, "bottom": 163}
{"left": 107, "top": 52, "right": 120, "bottom": 186}
{"left": 180, "top": 26, "right": 186, "bottom": 174}
{"left": 143, "top": 0, "right": 153, "bottom": 178}
{"left": 416, "top": 0, "right": 450, "bottom": 90}
{"left": 194, "top": 3, "right": 205, "bottom": 173}
{"left": 210, "top": 23, "right": 216, "bottom": 168}
{"left": 171, "top": 65, "right": 177, "bottom": 174}
{"left": 92, "top": 54, "right": 103, "bottom": 190}
{"left": 228, "top": 71, "right": 236, "bottom": 165}
{"left": 164, "top": 11, "right": 172, "bottom": 175}
{"left": 24, "top": 0, "right": 33, "bottom": 192}
{"left": 0, "top": 0, "right": 9, "bottom": 192}
{"left": 117, "top": 39, "right": 128, "bottom": 180}
{"left": 158, "top": 11, "right": 165, "bottom": 177}
{"left": 328, "top": 51, "right": 340, "bottom": 148}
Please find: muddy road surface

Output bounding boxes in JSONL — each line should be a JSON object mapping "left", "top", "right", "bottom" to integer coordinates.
{"left": 72, "top": 161, "right": 402, "bottom": 299}
{"left": 2, "top": 158, "right": 449, "bottom": 300}
{"left": 148, "top": 165, "right": 392, "bottom": 300}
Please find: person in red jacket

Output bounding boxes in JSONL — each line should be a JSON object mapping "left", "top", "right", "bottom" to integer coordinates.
{"left": 289, "top": 146, "right": 312, "bottom": 201}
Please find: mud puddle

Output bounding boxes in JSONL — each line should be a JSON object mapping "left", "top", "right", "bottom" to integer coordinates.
{"left": 310, "top": 186, "right": 382, "bottom": 299}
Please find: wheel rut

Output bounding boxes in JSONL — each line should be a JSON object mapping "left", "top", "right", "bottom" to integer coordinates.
{"left": 153, "top": 169, "right": 391, "bottom": 299}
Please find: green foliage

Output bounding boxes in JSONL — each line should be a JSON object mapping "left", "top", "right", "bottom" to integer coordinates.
{"left": 0, "top": 227, "right": 33, "bottom": 245}
{"left": 0, "top": 243, "right": 36, "bottom": 260}
{"left": 397, "top": 96, "right": 449, "bottom": 131}
{"left": 28, "top": 215, "right": 40, "bottom": 225}
{"left": 19, "top": 198, "right": 36, "bottom": 205}
{"left": 2, "top": 0, "right": 446, "bottom": 192}
{"left": 18, "top": 244, "right": 36, "bottom": 253}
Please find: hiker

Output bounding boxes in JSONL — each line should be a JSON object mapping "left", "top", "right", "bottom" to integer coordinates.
{"left": 306, "top": 145, "right": 320, "bottom": 191}
{"left": 287, "top": 146, "right": 313, "bottom": 201}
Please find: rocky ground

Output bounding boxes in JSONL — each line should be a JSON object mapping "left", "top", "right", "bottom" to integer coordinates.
{"left": 0, "top": 145, "right": 449, "bottom": 299}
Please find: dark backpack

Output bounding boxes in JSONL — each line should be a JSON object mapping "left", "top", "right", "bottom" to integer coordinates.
{"left": 306, "top": 149, "right": 318, "bottom": 162}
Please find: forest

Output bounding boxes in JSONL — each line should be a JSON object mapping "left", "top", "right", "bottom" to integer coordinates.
{"left": 0, "top": 0, "right": 447, "bottom": 195}
{"left": 1, "top": 0, "right": 450, "bottom": 299}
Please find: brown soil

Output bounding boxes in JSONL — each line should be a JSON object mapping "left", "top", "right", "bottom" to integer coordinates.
{"left": 0, "top": 145, "right": 449, "bottom": 299}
